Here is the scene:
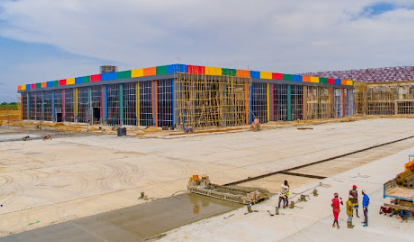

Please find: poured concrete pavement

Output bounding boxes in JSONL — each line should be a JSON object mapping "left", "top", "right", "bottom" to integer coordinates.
{"left": 1, "top": 118, "right": 414, "bottom": 237}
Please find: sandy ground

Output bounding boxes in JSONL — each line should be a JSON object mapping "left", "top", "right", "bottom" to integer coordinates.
{"left": 159, "top": 147, "right": 414, "bottom": 242}
{"left": 1, "top": 118, "right": 414, "bottom": 237}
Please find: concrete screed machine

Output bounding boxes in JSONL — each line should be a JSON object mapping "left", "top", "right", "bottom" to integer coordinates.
{"left": 187, "top": 175, "right": 269, "bottom": 205}
{"left": 383, "top": 155, "right": 414, "bottom": 212}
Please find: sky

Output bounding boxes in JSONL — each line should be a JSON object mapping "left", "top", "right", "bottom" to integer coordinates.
{"left": 1, "top": 0, "right": 414, "bottom": 102}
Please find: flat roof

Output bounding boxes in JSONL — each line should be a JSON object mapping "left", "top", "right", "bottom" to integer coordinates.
{"left": 17, "top": 64, "right": 354, "bottom": 92}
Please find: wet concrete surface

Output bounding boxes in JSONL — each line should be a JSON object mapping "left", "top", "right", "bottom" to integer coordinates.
{"left": 1, "top": 194, "right": 241, "bottom": 242}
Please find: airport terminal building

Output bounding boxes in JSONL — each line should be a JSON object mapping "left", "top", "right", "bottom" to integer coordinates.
{"left": 17, "top": 64, "right": 355, "bottom": 129}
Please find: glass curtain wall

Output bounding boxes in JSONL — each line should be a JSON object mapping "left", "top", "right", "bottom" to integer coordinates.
{"left": 140, "top": 81, "right": 153, "bottom": 126}
{"left": 123, "top": 82, "right": 136, "bottom": 126}
{"left": 251, "top": 83, "right": 267, "bottom": 122}
{"left": 91, "top": 86, "right": 101, "bottom": 124}
{"left": 29, "top": 93, "right": 36, "bottom": 120}
{"left": 291, "top": 85, "right": 303, "bottom": 120}
{"left": 157, "top": 79, "right": 173, "bottom": 127}
{"left": 54, "top": 90, "right": 63, "bottom": 121}
{"left": 22, "top": 94, "right": 28, "bottom": 120}
{"left": 78, "top": 87, "right": 90, "bottom": 123}
{"left": 107, "top": 84, "right": 120, "bottom": 126}
{"left": 274, "top": 84, "right": 287, "bottom": 121}
{"left": 35, "top": 92, "right": 43, "bottom": 120}
{"left": 65, "top": 89, "right": 74, "bottom": 122}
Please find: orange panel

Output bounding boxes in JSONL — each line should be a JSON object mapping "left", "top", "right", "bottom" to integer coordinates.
{"left": 41, "top": 82, "right": 47, "bottom": 88}
{"left": 302, "top": 76, "right": 311, "bottom": 82}
{"left": 17, "top": 85, "right": 21, "bottom": 91}
{"left": 237, "top": 69, "right": 250, "bottom": 78}
{"left": 341, "top": 80, "right": 347, "bottom": 85}
{"left": 144, "top": 67, "right": 156, "bottom": 76}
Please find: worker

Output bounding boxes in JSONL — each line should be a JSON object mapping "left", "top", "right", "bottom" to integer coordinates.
{"left": 400, "top": 209, "right": 409, "bottom": 223}
{"left": 346, "top": 195, "right": 354, "bottom": 228}
{"left": 285, "top": 180, "right": 290, "bottom": 208}
{"left": 331, "top": 192, "right": 343, "bottom": 229}
{"left": 349, "top": 185, "right": 359, "bottom": 218}
{"left": 278, "top": 181, "right": 289, "bottom": 209}
{"left": 362, "top": 190, "right": 369, "bottom": 227}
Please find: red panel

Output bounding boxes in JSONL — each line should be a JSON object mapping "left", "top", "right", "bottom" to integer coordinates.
{"left": 91, "top": 74, "right": 101, "bottom": 82}
{"left": 31, "top": 83, "right": 36, "bottom": 89}
{"left": 328, "top": 78, "right": 335, "bottom": 84}
{"left": 188, "top": 65, "right": 205, "bottom": 75}
{"left": 59, "top": 79, "right": 66, "bottom": 86}
{"left": 272, "top": 73, "right": 283, "bottom": 80}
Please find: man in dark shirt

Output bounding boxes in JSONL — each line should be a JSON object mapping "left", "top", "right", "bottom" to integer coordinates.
{"left": 349, "top": 185, "right": 359, "bottom": 218}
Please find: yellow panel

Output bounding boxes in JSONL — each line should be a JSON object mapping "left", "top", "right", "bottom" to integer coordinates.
{"left": 205, "top": 67, "right": 214, "bottom": 75}
{"left": 131, "top": 68, "right": 144, "bottom": 78}
{"left": 311, "top": 76, "right": 319, "bottom": 83}
{"left": 205, "top": 67, "right": 222, "bottom": 76}
{"left": 260, "top": 72, "right": 272, "bottom": 80}
{"left": 21, "top": 85, "right": 26, "bottom": 91}
{"left": 347, "top": 80, "right": 353, "bottom": 86}
{"left": 66, "top": 78, "right": 75, "bottom": 85}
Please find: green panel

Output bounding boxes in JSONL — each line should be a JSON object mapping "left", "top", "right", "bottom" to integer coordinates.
{"left": 320, "top": 77, "right": 328, "bottom": 84}
{"left": 287, "top": 85, "right": 292, "bottom": 121}
{"left": 222, "top": 68, "right": 236, "bottom": 76}
{"left": 53, "top": 81, "right": 59, "bottom": 87}
{"left": 283, "top": 74, "right": 293, "bottom": 81}
{"left": 83, "top": 76, "right": 90, "bottom": 83}
{"left": 156, "top": 65, "right": 168, "bottom": 75}
{"left": 36, "top": 83, "right": 41, "bottom": 89}
{"left": 117, "top": 71, "right": 131, "bottom": 79}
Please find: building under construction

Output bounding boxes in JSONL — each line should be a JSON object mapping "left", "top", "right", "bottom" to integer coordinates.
{"left": 17, "top": 64, "right": 355, "bottom": 129}
{"left": 304, "top": 66, "right": 414, "bottom": 116}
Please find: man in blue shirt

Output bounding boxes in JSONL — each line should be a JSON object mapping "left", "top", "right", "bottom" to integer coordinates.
{"left": 362, "top": 190, "right": 370, "bottom": 227}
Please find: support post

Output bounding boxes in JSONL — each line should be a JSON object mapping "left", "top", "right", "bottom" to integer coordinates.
{"left": 136, "top": 82, "right": 140, "bottom": 126}
{"left": 287, "top": 85, "right": 292, "bottom": 121}
{"left": 303, "top": 86, "right": 307, "bottom": 120}
{"left": 119, "top": 83, "right": 124, "bottom": 126}
{"left": 102, "top": 85, "right": 108, "bottom": 124}
{"left": 51, "top": 91, "right": 55, "bottom": 122}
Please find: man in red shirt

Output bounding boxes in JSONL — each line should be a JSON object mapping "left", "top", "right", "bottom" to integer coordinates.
{"left": 332, "top": 192, "right": 343, "bottom": 229}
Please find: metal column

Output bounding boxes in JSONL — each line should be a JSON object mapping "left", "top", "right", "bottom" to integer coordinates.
{"left": 287, "top": 85, "right": 292, "bottom": 121}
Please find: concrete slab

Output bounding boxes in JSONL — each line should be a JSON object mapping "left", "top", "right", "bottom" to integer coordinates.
{"left": 1, "top": 118, "right": 414, "bottom": 237}
{"left": 157, "top": 144, "right": 414, "bottom": 242}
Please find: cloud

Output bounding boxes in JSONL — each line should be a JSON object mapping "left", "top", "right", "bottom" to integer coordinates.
{"left": 0, "top": 0, "right": 414, "bottom": 101}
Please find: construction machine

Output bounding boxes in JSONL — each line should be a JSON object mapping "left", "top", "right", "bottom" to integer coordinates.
{"left": 383, "top": 155, "right": 414, "bottom": 212}
{"left": 187, "top": 175, "right": 269, "bottom": 205}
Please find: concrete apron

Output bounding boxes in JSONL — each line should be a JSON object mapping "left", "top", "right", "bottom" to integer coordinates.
{"left": 158, "top": 147, "right": 414, "bottom": 242}
{"left": 1, "top": 194, "right": 241, "bottom": 242}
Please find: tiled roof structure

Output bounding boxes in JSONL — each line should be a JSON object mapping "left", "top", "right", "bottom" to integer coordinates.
{"left": 301, "top": 66, "right": 414, "bottom": 83}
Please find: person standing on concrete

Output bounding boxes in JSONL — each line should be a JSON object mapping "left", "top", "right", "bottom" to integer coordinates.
{"left": 332, "top": 192, "right": 343, "bottom": 229}
{"left": 362, "top": 190, "right": 369, "bottom": 227}
{"left": 278, "top": 181, "right": 289, "bottom": 209}
{"left": 349, "top": 185, "right": 359, "bottom": 218}
{"left": 346, "top": 196, "right": 354, "bottom": 228}
{"left": 285, "top": 180, "right": 290, "bottom": 208}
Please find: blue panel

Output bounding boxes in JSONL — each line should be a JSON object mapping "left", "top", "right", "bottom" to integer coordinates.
{"left": 176, "top": 64, "right": 188, "bottom": 73}
{"left": 250, "top": 71, "right": 260, "bottom": 79}
{"left": 167, "top": 64, "right": 177, "bottom": 74}
{"left": 47, "top": 81, "right": 54, "bottom": 88}
{"left": 293, "top": 75, "right": 302, "bottom": 82}
{"left": 26, "top": 84, "right": 31, "bottom": 90}
{"left": 334, "top": 79, "right": 341, "bottom": 85}
{"left": 75, "top": 77, "right": 83, "bottom": 84}
{"left": 101, "top": 72, "right": 116, "bottom": 81}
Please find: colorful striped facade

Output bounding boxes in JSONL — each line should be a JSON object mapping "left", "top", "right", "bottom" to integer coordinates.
{"left": 17, "top": 64, "right": 355, "bottom": 128}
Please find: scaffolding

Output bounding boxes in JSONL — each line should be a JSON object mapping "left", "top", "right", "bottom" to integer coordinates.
{"left": 175, "top": 73, "right": 251, "bottom": 130}
{"left": 355, "top": 81, "right": 414, "bottom": 115}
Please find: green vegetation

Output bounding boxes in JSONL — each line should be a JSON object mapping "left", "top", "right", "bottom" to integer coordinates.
{"left": 0, "top": 102, "right": 18, "bottom": 110}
